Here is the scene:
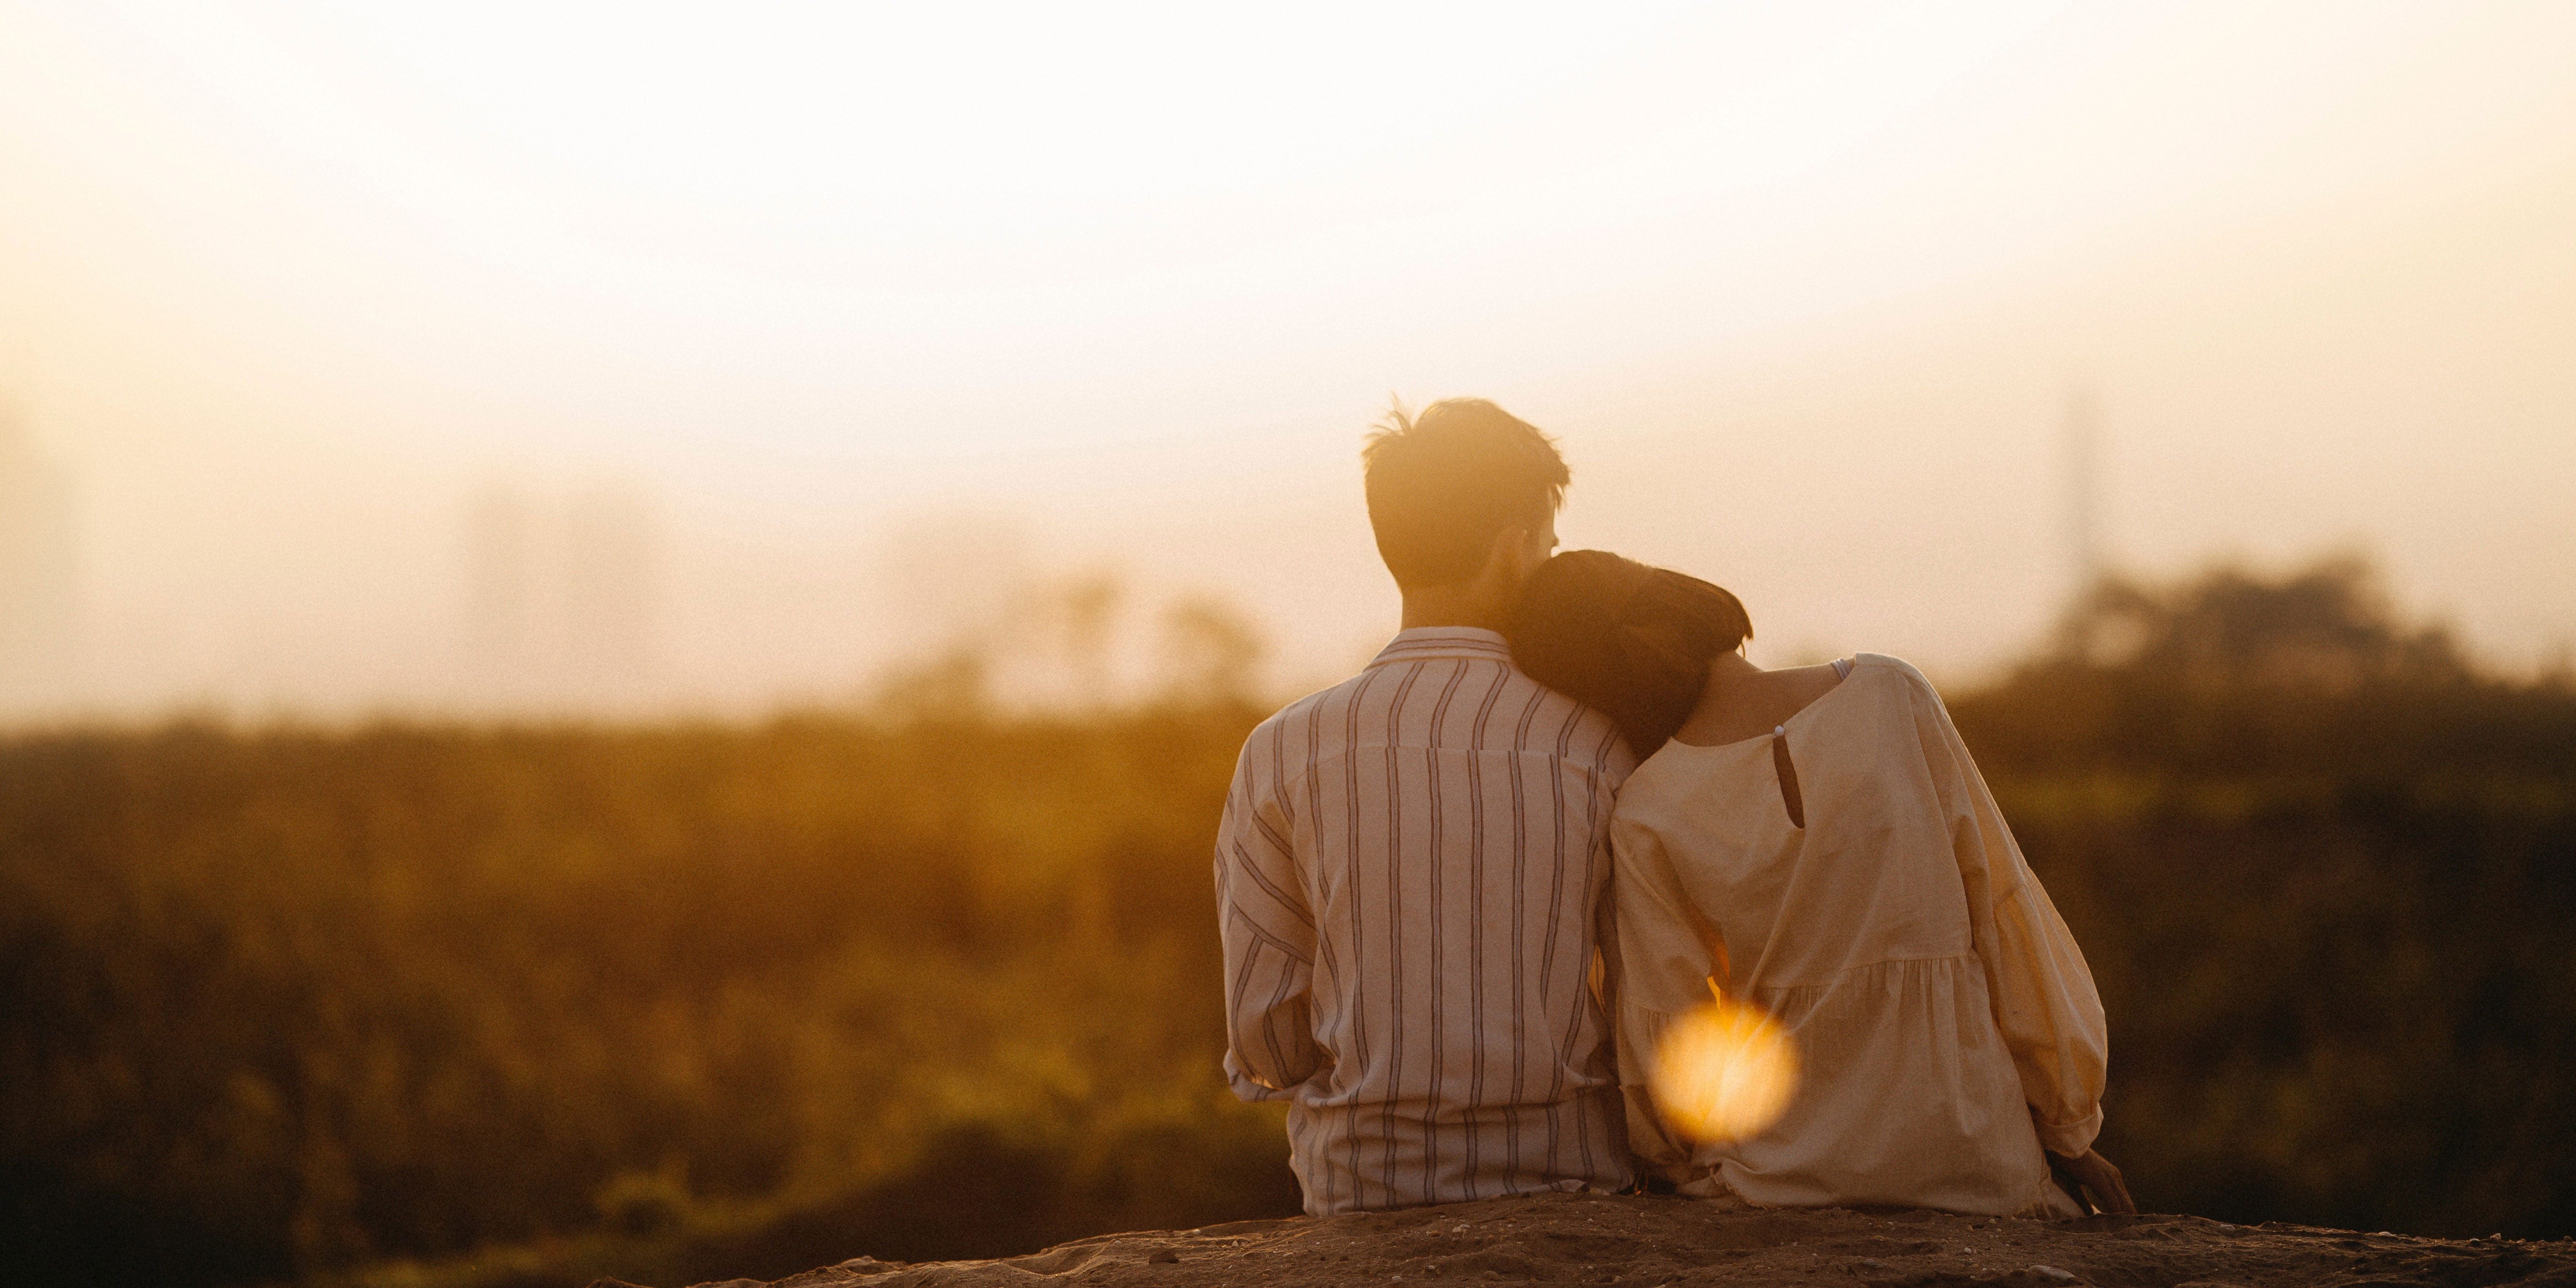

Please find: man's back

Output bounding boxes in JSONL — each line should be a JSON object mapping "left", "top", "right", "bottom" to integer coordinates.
{"left": 1216, "top": 627, "right": 1638, "bottom": 1215}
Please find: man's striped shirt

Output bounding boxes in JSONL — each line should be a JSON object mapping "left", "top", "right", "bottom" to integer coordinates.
{"left": 1216, "top": 627, "right": 1639, "bottom": 1215}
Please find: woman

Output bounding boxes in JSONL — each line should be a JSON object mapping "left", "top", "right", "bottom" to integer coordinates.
{"left": 1505, "top": 550, "right": 2133, "bottom": 1218}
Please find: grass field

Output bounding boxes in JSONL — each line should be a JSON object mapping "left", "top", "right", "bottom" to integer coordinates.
{"left": 4, "top": 560, "right": 2570, "bottom": 1288}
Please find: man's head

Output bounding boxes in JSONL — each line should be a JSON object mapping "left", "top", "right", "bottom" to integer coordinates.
{"left": 1362, "top": 399, "right": 1570, "bottom": 616}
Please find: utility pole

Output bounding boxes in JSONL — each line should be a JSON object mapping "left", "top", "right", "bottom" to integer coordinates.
{"left": 2063, "top": 385, "right": 2105, "bottom": 593}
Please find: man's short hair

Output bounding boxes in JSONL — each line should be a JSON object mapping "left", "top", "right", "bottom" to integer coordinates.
{"left": 1361, "top": 399, "right": 1570, "bottom": 589}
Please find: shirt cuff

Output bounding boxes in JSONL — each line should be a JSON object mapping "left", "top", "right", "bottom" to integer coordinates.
{"left": 2033, "top": 1104, "right": 2103, "bottom": 1157}
{"left": 1225, "top": 1056, "right": 1301, "bottom": 1103}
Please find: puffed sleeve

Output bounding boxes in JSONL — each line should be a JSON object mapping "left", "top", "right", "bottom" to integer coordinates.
{"left": 1215, "top": 735, "right": 1323, "bottom": 1103}
{"left": 1906, "top": 666, "right": 2109, "bottom": 1157}
{"left": 1609, "top": 812, "right": 1726, "bottom": 1187}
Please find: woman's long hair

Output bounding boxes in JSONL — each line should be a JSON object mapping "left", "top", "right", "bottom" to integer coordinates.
{"left": 1505, "top": 550, "right": 1754, "bottom": 758}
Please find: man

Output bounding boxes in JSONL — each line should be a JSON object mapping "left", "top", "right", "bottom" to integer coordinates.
{"left": 1216, "top": 398, "right": 1637, "bottom": 1215}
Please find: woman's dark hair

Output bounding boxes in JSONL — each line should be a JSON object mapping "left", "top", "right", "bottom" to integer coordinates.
{"left": 1505, "top": 550, "right": 1754, "bottom": 757}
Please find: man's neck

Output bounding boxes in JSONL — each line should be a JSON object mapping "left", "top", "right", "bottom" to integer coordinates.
{"left": 1398, "top": 583, "right": 1509, "bottom": 633}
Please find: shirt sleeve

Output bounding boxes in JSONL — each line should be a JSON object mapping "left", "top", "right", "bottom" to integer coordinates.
{"left": 1911, "top": 669, "right": 2110, "bottom": 1157}
{"left": 1215, "top": 740, "right": 1323, "bottom": 1103}
{"left": 1608, "top": 813, "right": 1724, "bottom": 1186}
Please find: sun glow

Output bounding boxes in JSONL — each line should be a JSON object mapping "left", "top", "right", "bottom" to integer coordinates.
{"left": 1651, "top": 988, "right": 1801, "bottom": 1146}
{"left": 4, "top": 2, "right": 2574, "bottom": 719}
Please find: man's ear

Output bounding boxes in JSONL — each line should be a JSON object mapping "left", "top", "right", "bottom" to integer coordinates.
{"left": 1482, "top": 524, "right": 1530, "bottom": 583}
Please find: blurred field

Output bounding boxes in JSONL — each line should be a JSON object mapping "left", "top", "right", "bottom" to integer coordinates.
{"left": 3, "top": 558, "right": 2571, "bottom": 1288}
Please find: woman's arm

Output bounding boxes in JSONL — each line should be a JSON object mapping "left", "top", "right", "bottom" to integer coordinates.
{"left": 1907, "top": 665, "right": 2112, "bottom": 1160}
{"left": 1609, "top": 817, "right": 1722, "bottom": 1183}
{"left": 1978, "top": 835, "right": 2111, "bottom": 1158}
{"left": 2050, "top": 1147, "right": 2136, "bottom": 1216}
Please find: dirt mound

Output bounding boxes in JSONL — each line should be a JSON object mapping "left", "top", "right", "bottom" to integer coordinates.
{"left": 617, "top": 1191, "right": 2576, "bottom": 1288}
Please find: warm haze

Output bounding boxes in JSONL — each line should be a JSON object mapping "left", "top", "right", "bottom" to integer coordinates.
{"left": 1, "top": 0, "right": 2570, "bottom": 721}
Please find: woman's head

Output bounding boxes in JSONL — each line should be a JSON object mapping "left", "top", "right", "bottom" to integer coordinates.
{"left": 1505, "top": 550, "right": 1754, "bottom": 757}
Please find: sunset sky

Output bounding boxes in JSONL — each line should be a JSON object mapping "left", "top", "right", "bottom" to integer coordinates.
{"left": 2, "top": 1, "right": 2570, "bottom": 718}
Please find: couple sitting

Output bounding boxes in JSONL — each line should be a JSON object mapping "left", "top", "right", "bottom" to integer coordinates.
{"left": 1215, "top": 399, "right": 2133, "bottom": 1220}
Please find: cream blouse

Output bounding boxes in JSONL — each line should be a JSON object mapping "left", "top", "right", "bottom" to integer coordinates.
{"left": 1609, "top": 654, "right": 2107, "bottom": 1217}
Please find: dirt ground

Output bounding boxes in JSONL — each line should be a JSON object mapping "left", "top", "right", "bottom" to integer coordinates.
{"left": 627, "top": 1192, "right": 2576, "bottom": 1288}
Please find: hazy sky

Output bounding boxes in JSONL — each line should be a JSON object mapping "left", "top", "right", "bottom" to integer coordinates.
{"left": 2, "top": 1, "right": 2571, "bottom": 718}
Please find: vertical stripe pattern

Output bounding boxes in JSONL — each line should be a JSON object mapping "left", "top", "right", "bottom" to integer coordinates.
{"left": 1216, "top": 628, "right": 1637, "bottom": 1216}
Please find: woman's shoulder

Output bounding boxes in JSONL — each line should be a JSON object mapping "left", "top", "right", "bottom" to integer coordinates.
{"left": 1816, "top": 654, "right": 1959, "bottom": 741}
{"left": 1846, "top": 652, "right": 1942, "bottom": 700}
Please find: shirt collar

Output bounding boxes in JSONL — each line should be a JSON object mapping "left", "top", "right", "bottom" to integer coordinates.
{"left": 1367, "top": 626, "right": 1515, "bottom": 668}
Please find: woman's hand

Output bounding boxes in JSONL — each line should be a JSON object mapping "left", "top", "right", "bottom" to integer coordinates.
{"left": 2047, "top": 1148, "right": 2136, "bottom": 1215}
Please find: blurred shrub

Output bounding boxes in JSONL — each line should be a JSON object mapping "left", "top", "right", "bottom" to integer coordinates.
{"left": 0, "top": 703, "right": 1289, "bottom": 1288}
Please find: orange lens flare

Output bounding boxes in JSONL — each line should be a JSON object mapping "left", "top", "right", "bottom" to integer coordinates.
{"left": 1649, "top": 991, "right": 1800, "bottom": 1145}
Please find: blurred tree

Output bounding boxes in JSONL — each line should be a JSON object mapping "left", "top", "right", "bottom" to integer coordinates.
{"left": 2053, "top": 553, "right": 2469, "bottom": 689}
{"left": 1047, "top": 572, "right": 1125, "bottom": 706}
{"left": 1966, "top": 555, "right": 2563, "bottom": 776}
{"left": 1159, "top": 595, "right": 1265, "bottom": 708}
{"left": 1946, "top": 554, "right": 2576, "bottom": 1238}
